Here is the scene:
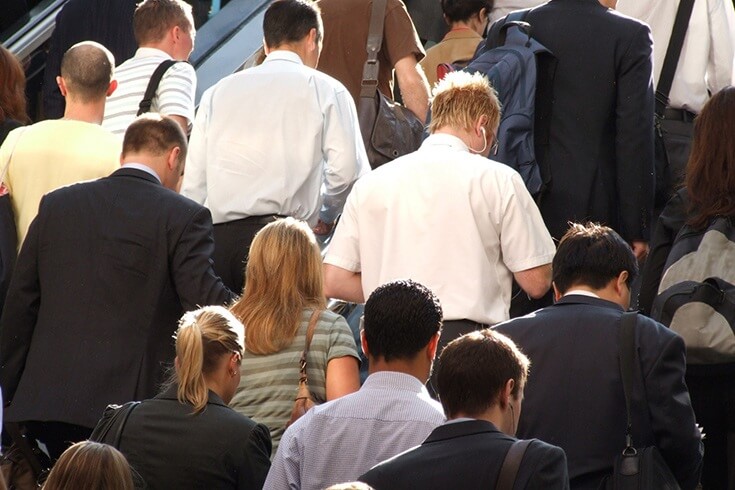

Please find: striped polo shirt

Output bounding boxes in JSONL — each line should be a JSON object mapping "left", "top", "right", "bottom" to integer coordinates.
{"left": 103, "top": 47, "right": 196, "bottom": 136}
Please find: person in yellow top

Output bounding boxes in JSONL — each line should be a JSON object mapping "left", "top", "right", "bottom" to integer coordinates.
{"left": 0, "top": 41, "right": 121, "bottom": 249}
{"left": 420, "top": 0, "right": 491, "bottom": 90}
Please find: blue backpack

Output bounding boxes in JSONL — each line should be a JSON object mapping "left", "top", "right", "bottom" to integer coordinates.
{"left": 462, "top": 10, "right": 555, "bottom": 197}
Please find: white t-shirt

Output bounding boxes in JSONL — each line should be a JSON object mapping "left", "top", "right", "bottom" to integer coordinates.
{"left": 102, "top": 47, "right": 196, "bottom": 135}
{"left": 324, "top": 133, "right": 556, "bottom": 324}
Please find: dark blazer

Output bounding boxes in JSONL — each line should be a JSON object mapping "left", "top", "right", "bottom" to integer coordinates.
{"left": 494, "top": 295, "right": 704, "bottom": 490}
{"left": 525, "top": 0, "right": 655, "bottom": 242}
{"left": 118, "top": 385, "right": 272, "bottom": 490}
{"left": 0, "top": 167, "right": 233, "bottom": 428}
{"left": 359, "top": 419, "right": 569, "bottom": 489}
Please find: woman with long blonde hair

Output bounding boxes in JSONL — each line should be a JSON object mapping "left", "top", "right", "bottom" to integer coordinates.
{"left": 103, "top": 306, "right": 272, "bottom": 489}
{"left": 230, "top": 218, "right": 360, "bottom": 453}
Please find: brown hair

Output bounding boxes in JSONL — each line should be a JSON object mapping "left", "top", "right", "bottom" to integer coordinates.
{"left": 685, "top": 86, "right": 735, "bottom": 230}
{"left": 134, "top": 0, "right": 193, "bottom": 46}
{"left": 60, "top": 41, "right": 115, "bottom": 103}
{"left": 42, "top": 441, "right": 134, "bottom": 490}
{"left": 0, "top": 46, "right": 29, "bottom": 124}
{"left": 230, "top": 218, "right": 326, "bottom": 355}
{"left": 174, "top": 306, "right": 245, "bottom": 413}
{"left": 437, "top": 329, "right": 529, "bottom": 419}
{"left": 428, "top": 70, "right": 500, "bottom": 135}
{"left": 122, "top": 113, "right": 187, "bottom": 165}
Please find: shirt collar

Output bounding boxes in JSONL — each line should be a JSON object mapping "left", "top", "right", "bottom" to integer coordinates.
{"left": 421, "top": 133, "right": 470, "bottom": 152}
{"left": 442, "top": 29, "right": 483, "bottom": 42}
{"left": 134, "top": 47, "right": 174, "bottom": 60}
{"left": 263, "top": 50, "right": 305, "bottom": 65}
{"left": 563, "top": 289, "right": 601, "bottom": 299}
{"left": 122, "top": 163, "right": 162, "bottom": 183}
{"left": 361, "top": 371, "right": 430, "bottom": 395}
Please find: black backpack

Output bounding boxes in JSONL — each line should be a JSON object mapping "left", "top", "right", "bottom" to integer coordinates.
{"left": 463, "top": 9, "right": 556, "bottom": 197}
{"left": 651, "top": 216, "right": 735, "bottom": 365}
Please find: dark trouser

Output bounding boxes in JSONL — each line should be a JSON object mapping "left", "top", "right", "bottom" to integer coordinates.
{"left": 685, "top": 368, "right": 735, "bottom": 490}
{"left": 24, "top": 421, "right": 92, "bottom": 462}
{"left": 655, "top": 109, "right": 695, "bottom": 215}
{"left": 427, "top": 319, "right": 489, "bottom": 399}
{"left": 212, "top": 215, "right": 283, "bottom": 295}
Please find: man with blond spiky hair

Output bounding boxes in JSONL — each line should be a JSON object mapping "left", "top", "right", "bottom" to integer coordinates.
{"left": 324, "top": 71, "right": 555, "bottom": 395}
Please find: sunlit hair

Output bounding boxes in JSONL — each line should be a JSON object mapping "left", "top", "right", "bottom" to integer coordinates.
{"left": 437, "top": 329, "right": 529, "bottom": 419}
{"left": 60, "top": 41, "right": 115, "bottom": 103}
{"left": 122, "top": 114, "right": 187, "bottom": 166}
{"left": 230, "top": 218, "right": 326, "bottom": 355}
{"left": 685, "top": 86, "right": 735, "bottom": 230}
{"left": 134, "top": 0, "right": 194, "bottom": 46}
{"left": 428, "top": 70, "right": 501, "bottom": 135}
{"left": 174, "top": 305, "right": 245, "bottom": 413}
{"left": 0, "top": 46, "right": 29, "bottom": 124}
{"left": 325, "top": 483, "right": 375, "bottom": 490}
{"left": 42, "top": 441, "right": 134, "bottom": 490}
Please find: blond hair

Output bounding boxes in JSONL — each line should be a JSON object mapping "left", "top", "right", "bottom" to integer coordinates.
{"left": 230, "top": 218, "right": 326, "bottom": 355}
{"left": 42, "top": 441, "right": 134, "bottom": 490}
{"left": 174, "top": 306, "right": 245, "bottom": 413}
{"left": 428, "top": 71, "right": 501, "bottom": 135}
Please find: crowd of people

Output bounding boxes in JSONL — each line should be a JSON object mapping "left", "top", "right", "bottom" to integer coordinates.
{"left": 0, "top": 0, "right": 734, "bottom": 488}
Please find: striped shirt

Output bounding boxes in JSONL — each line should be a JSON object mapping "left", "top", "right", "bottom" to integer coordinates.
{"left": 102, "top": 47, "right": 196, "bottom": 136}
{"left": 229, "top": 309, "right": 359, "bottom": 457}
{"left": 264, "top": 371, "right": 446, "bottom": 490}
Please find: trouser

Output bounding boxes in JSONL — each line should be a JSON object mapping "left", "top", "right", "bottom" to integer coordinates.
{"left": 655, "top": 109, "right": 695, "bottom": 214}
{"left": 427, "top": 319, "right": 489, "bottom": 399}
{"left": 212, "top": 215, "right": 283, "bottom": 295}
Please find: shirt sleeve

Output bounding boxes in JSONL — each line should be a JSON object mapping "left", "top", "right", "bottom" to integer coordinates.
{"left": 180, "top": 87, "right": 212, "bottom": 205}
{"left": 496, "top": 172, "right": 556, "bottom": 273}
{"left": 323, "top": 185, "right": 362, "bottom": 272}
{"left": 384, "top": 0, "right": 426, "bottom": 65}
{"left": 326, "top": 315, "right": 359, "bottom": 362}
{"left": 156, "top": 61, "right": 197, "bottom": 130}
{"left": 319, "top": 85, "right": 369, "bottom": 224}
{"left": 263, "top": 416, "right": 307, "bottom": 490}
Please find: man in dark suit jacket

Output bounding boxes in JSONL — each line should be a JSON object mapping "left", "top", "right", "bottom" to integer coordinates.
{"left": 494, "top": 223, "right": 703, "bottom": 489}
{"left": 0, "top": 115, "right": 233, "bottom": 460}
{"left": 359, "top": 329, "right": 569, "bottom": 489}
{"left": 522, "top": 0, "right": 655, "bottom": 260}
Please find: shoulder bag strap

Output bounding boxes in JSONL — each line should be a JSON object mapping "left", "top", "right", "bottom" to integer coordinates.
{"left": 496, "top": 439, "right": 532, "bottom": 490}
{"left": 298, "top": 309, "right": 323, "bottom": 384}
{"left": 619, "top": 311, "right": 638, "bottom": 450}
{"left": 655, "top": 0, "right": 695, "bottom": 117}
{"left": 111, "top": 401, "right": 141, "bottom": 448}
{"left": 137, "top": 59, "right": 179, "bottom": 116}
{"left": 360, "top": 0, "right": 389, "bottom": 99}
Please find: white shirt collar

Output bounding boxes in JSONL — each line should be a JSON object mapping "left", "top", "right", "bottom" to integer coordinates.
{"left": 122, "top": 163, "right": 162, "bottom": 183}
{"left": 263, "top": 50, "right": 304, "bottom": 65}
{"left": 421, "top": 133, "right": 470, "bottom": 152}
{"left": 563, "top": 289, "right": 601, "bottom": 299}
{"left": 134, "top": 47, "right": 174, "bottom": 60}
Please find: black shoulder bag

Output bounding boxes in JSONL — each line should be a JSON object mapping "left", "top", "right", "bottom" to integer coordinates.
{"left": 599, "top": 312, "right": 681, "bottom": 489}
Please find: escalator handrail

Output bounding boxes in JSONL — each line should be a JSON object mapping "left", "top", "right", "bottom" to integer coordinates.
{"left": 5, "top": 0, "right": 68, "bottom": 60}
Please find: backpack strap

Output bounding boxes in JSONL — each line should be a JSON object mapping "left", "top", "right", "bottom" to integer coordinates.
{"left": 496, "top": 439, "right": 532, "bottom": 490}
{"left": 655, "top": 0, "right": 695, "bottom": 118}
{"left": 137, "top": 60, "right": 179, "bottom": 116}
{"left": 485, "top": 8, "right": 532, "bottom": 50}
{"left": 360, "top": 0, "right": 388, "bottom": 99}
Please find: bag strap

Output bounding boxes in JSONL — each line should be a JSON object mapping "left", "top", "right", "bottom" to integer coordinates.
{"left": 360, "top": 0, "right": 389, "bottom": 98}
{"left": 619, "top": 311, "right": 638, "bottom": 451}
{"left": 111, "top": 401, "right": 141, "bottom": 448}
{"left": 486, "top": 8, "right": 532, "bottom": 50}
{"left": 655, "top": 0, "right": 695, "bottom": 117}
{"left": 298, "top": 309, "right": 323, "bottom": 385}
{"left": 496, "top": 439, "right": 532, "bottom": 490}
{"left": 137, "top": 60, "right": 179, "bottom": 116}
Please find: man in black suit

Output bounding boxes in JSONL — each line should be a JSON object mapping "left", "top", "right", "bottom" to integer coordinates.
{"left": 0, "top": 114, "right": 233, "bottom": 460}
{"left": 359, "top": 329, "right": 569, "bottom": 489}
{"left": 494, "top": 223, "right": 703, "bottom": 489}
{"left": 523, "top": 0, "right": 655, "bottom": 260}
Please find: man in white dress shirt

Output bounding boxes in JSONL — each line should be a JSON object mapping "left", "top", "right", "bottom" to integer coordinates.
{"left": 323, "top": 71, "right": 555, "bottom": 395}
{"left": 618, "top": 0, "right": 735, "bottom": 206}
{"left": 180, "top": 0, "right": 368, "bottom": 294}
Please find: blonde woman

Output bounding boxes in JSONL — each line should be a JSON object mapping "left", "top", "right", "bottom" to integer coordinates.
{"left": 230, "top": 218, "right": 360, "bottom": 454}
{"left": 113, "top": 306, "right": 272, "bottom": 489}
{"left": 43, "top": 441, "right": 134, "bottom": 490}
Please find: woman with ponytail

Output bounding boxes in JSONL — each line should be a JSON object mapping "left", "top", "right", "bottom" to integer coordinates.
{"left": 112, "top": 306, "right": 272, "bottom": 489}
{"left": 229, "top": 218, "right": 360, "bottom": 454}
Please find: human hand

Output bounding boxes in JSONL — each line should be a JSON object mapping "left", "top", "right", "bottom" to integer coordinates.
{"left": 631, "top": 241, "right": 649, "bottom": 261}
{"left": 313, "top": 220, "right": 334, "bottom": 236}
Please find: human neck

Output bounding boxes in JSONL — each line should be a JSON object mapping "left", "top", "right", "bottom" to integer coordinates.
{"left": 62, "top": 100, "right": 106, "bottom": 125}
{"left": 367, "top": 358, "right": 430, "bottom": 384}
{"left": 451, "top": 406, "right": 510, "bottom": 433}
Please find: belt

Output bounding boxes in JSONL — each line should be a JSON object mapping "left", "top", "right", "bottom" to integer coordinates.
{"left": 663, "top": 107, "right": 697, "bottom": 123}
{"left": 216, "top": 214, "right": 287, "bottom": 226}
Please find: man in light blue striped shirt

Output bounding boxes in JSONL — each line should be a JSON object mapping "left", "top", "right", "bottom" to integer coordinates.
{"left": 264, "top": 280, "right": 446, "bottom": 490}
